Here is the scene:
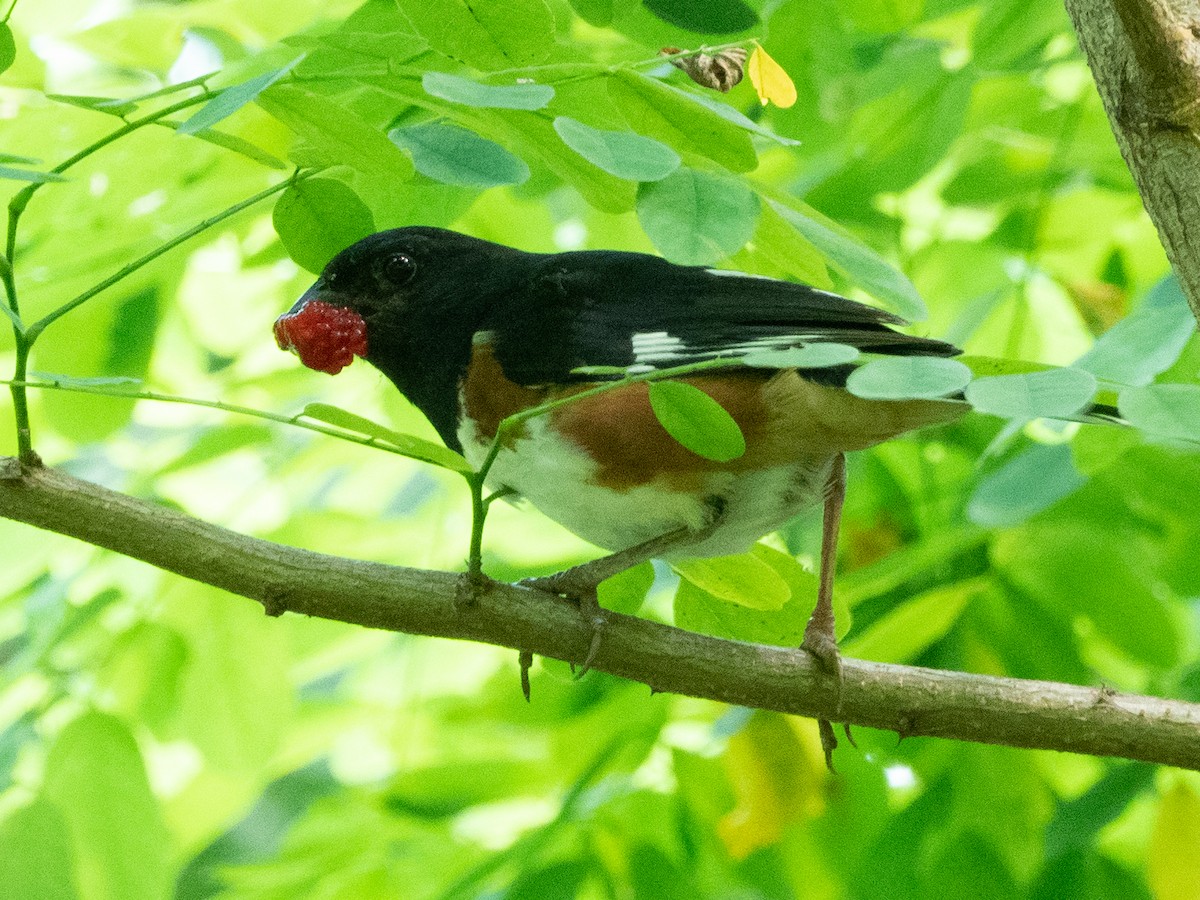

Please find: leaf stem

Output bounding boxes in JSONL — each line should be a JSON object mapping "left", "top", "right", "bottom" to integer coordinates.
{"left": 25, "top": 173, "right": 309, "bottom": 342}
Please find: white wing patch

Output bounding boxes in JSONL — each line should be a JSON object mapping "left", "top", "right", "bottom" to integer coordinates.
{"left": 631, "top": 330, "right": 689, "bottom": 364}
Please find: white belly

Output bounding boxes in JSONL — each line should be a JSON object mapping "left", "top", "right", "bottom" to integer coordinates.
{"left": 458, "top": 416, "right": 833, "bottom": 557}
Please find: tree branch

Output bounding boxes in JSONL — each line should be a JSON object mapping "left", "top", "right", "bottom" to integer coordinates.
{"left": 1066, "top": 0, "right": 1200, "bottom": 324}
{"left": 1, "top": 457, "right": 1197, "bottom": 769}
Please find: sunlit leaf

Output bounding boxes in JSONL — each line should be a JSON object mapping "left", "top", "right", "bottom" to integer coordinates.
{"left": 273, "top": 178, "right": 375, "bottom": 274}
{"left": 846, "top": 357, "right": 972, "bottom": 400}
{"left": 178, "top": 55, "right": 304, "bottom": 135}
{"left": 598, "top": 561, "right": 656, "bottom": 614}
{"left": 608, "top": 70, "right": 757, "bottom": 173}
{"left": 300, "top": 402, "right": 473, "bottom": 472}
{"left": 674, "top": 552, "right": 790, "bottom": 611}
{"left": 421, "top": 72, "right": 555, "bottom": 110}
{"left": 1148, "top": 781, "right": 1200, "bottom": 900}
{"left": 747, "top": 45, "right": 797, "bottom": 108}
{"left": 45, "top": 94, "right": 138, "bottom": 117}
{"left": 391, "top": 122, "right": 529, "bottom": 187}
{"left": 0, "top": 800, "right": 78, "bottom": 900}
{"left": 638, "top": 168, "right": 759, "bottom": 265}
{"left": 398, "top": 0, "right": 554, "bottom": 69}
{"left": 768, "top": 200, "right": 927, "bottom": 320}
{"left": 0, "top": 24, "right": 14, "bottom": 75}
{"left": 647, "top": 380, "right": 746, "bottom": 462}
{"left": 553, "top": 117, "right": 680, "bottom": 182}
{"left": 842, "top": 578, "right": 980, "bottom": 663}
{"left": 258, "top": 84, "right": 414, "bottom": 180}
{"left": 43, "top": 713, "right": 171, "bottom": 900}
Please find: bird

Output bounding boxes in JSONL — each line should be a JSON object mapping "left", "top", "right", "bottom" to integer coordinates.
{"left": 274, "top": 226, "right": 966, "bottom": 753}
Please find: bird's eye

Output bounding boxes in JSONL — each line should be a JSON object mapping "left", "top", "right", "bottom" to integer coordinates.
{"left": 380, "top": 252, "right": 416, "bottom": 286}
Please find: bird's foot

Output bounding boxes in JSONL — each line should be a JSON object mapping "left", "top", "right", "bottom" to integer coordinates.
{"left": 520, "top": 569, "right": 607, "bottom": 678}
{"left": 802, "top": 615, "right": 845, "bottom": 772}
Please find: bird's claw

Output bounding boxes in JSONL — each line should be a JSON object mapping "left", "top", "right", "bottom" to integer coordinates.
{"left": 520, "top": 573, "right": 607, "bottom": 678}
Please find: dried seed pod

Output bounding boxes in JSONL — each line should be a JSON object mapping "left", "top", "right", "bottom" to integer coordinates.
{"left": 661, "top": 46, "right": 748, "bottom": 93}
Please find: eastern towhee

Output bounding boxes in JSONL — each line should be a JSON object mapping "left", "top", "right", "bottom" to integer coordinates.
{"left": 274, "top": 227, "right": 965, "bottom": 739}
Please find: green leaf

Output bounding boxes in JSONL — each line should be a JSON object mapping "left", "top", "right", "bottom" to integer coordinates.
{"left": 177, "top": 55, "right": 303, "bottom": 135}
{"left": 992, "top": 522, "right": 1180, "bottom": 668}
{"left": 390, "top": 122, "right": 529, "bottom": 187}
{"left": 965, "top": 368, "right": 1098, "bottom": 420}
{"left": 0, "top": 166, "right": 67, "bottom": 183}
{"left": 674, "top": 86, "right": 802, "bottom": 146}
{"left": 398, "top": 0, "right": 554, "bottom": 69}
{"left": 0, "top": 799, "right": 79, "bottom": 900}
{"left": 0, "top": 24, "right": 15, "bottom": 76}
{"left": 741, "top": 343, "right": 860, "bottom": 369}
{"left": 300, "top": 402, "right": 474, "bottom": 472}
{"left": 421, "top": 72, "right": 554, "bottom": 110}
{"left": 637, "top": 168, "right": 759, "bottom": 265}
{"left": 552, "top": 117, "right": 680, "bottom": 182}
{"left": 674, "top": 551, "right": 791, "bottom": 611}
{"left": 647, "top": 380, "right": 746, "bottom": 462}
{"left": 1118, "top": 384, "right": 1200, "bottom": 442}
{"left": 607, "top": 70, "right": 757, "bottom": 173}
{"left": 1076, "top": 274, "right": 1196, "bottom": 386}
{"left": 842, "top": 579, "right": 980, "bottom": 664}
{"left": 643, "top": 0, "right": 758, "bottom": 33}
{"left": 45, "top": 94, "right": 139, "bottom": 117}
{"left": 845, "top": 356, "right": 973, "bottom": 400}
{"left": 43, "top": 713, "right": 171, "bottom": 900}
{"left": 598, "top": 561, "right": 656, "bottom": 614}
{"left": 186, "top": 127, "right": 289, "bottom": 169}
{"left": 768, "top": 200, "right": 927, "bottom": 320}
{"left": 273, "top": 178, "right": 376, "bottom": 274}
{"left": 674, "top": 544, "right": 833, "bottom": 645}
{"left": 567, "top": 0, "right": 614, "bottom": 26}
{"left": 0, "top": 152, "right": 38, "bottom": 164}
{"left": 258, "top": 83, "right": 414, "bottom": 180}
{"left": 1149, "top": 782, "right": 1200, "bottom": 900}
{"left": 967, "top": 443, "right": 1086, "bottom": 527}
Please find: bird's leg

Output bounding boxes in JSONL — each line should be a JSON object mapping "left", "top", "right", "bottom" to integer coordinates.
{"left": 801, "top": 453, "right": 846, "bottom": 768}
{"left": 522, "top": 499, "right": 726, "bottom": 677}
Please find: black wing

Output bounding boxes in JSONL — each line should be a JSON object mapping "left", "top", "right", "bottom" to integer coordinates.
{"left": 486, "top": 250, "right": 958, "bottom": 386}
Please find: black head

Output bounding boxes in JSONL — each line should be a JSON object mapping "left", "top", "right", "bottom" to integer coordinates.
{"left": 275, "top": 226, "right": 534, "bottom": 446}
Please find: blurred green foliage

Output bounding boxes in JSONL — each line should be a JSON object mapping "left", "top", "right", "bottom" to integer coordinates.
{"left": 1, "top": 0, "right": 1198, "bottom": 898}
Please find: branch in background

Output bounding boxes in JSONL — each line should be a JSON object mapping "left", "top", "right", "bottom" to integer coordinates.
{"left": 1, "top": 458, "right": 1197, "bottom": 770}
{"left": 1066, "top": 0, "right": 1200, "bottom": 324}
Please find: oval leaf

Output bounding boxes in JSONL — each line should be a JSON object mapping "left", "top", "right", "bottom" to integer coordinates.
{"left": 552, "top": 117, "right": 680, "bottom": 182}
{"left": 300, "top": 402, "right": 473, "bottom": 473}
{"left": 965, "top": 367, "right": 1097, "bottom": 420}
{"left": 422, "top": 72, "right": 554, "bottom": 110}
{"left": 742, "top": 343, "right": 860, "bottom": 369}
{"left": 846, "top": 356, "right": 972, "bottom": 400}
{"left": 1118, "top": 384, "right": 1200, "bottom": 442}
{"left": 647, "top": 380, "right": 746, "bottom": 462}
{"left": 674, "top": 552, "right": 791, "bottom": 612}
{"left": 637, "top": 168, "right": 759, "bottom": 265}
{"left": 390, "top": 122, "right": 529, "bottom": 187}
{"left": 273, "top": 179, "right": 375, "bottom": 274}
{"left": 0, "top": 25, "right": 16, "bottom": 75}
{"left": 747, "top": 45, "right": 797, "bottom": 108}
